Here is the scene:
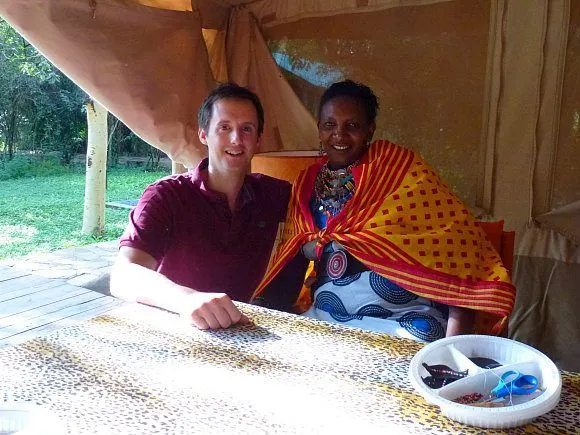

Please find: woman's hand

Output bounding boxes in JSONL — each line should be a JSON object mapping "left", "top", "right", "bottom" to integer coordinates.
{"left": 301, "top": 239, "right": 318, "bottom": 260}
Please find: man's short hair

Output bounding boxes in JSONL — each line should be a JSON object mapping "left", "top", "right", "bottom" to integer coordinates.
{"left": 198, "top": 83, "right": 265, "bottom": 135}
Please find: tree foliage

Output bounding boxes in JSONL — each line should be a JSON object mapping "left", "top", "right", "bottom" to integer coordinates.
{"left": 0, "top": 18, "right": 152, "bottom": 167}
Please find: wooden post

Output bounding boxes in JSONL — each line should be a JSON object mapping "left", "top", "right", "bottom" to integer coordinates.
{"left": 82, "top": 99, "right": 108, "bottom": 236}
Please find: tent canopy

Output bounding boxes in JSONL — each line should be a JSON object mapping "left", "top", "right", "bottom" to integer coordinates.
{"left": 0, "top": 0, "right": 578, "bottom": 235}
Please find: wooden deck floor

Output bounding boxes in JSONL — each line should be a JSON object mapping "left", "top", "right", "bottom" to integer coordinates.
{"left": 0, "top": 244, "right": 123, "bottom": 347}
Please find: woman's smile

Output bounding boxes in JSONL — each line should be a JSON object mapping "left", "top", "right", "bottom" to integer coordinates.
{"left": 318, "top": 96, "right": 375, "bottom": 169}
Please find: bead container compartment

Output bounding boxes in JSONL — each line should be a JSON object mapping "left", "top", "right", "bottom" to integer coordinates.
{"left": 408, "top": 335, "right": 562, "bottom": 429}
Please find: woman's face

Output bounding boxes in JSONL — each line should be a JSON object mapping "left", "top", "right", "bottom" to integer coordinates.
{"left": 318, "top": 96, "right": 375, "bottom": 169}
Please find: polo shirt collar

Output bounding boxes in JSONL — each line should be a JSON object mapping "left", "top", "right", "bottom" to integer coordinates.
{"left": 190, "top": 157, "right": 256, "bottom": 208}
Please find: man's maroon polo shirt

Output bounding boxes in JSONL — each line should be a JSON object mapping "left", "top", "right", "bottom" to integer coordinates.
{"left": 119, "top": 159, "right": 291, "bottom": 302}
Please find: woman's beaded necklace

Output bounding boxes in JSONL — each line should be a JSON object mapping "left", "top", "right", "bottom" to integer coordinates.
{"left": 313, "top": 160, "right": 358, "bottom": 219}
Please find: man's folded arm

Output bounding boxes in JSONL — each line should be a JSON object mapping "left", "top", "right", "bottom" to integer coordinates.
{"left": 111, "top": 246, "right": 188, "bottom": 313}
{"left": 110, "top": 246, "right": 250, "bottom": 329}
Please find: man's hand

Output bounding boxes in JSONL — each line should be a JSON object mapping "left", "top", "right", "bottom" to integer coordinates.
{"left": 179, "top": 292, "right": 252, "bottom": 330}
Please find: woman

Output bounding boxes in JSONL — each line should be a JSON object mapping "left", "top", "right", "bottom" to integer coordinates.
{"left": 252, "top": 80, "right": 514, "bottom": 342}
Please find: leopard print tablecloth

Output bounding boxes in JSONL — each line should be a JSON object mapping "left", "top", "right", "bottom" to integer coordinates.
{"left": 0, "top": 304, "right": 578, "bottom": 434}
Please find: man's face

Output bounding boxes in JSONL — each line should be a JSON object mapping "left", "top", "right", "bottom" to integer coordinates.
{"left": 198, "top": 98, "right": 261, "bottom": 174}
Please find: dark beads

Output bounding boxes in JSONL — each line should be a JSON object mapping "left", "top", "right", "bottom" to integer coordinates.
{"left": 421, "top": 376, "right": 458, "bottom": 389}
{"left": 422, "top": 362, "right": 469, "bottom": 380}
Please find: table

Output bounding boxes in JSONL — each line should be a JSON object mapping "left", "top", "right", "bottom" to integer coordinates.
{"left": 0, "top": 303, "right": 578, "bottom": 434}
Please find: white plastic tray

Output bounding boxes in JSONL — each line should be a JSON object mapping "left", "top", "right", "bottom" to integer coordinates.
{"left": 0, "top": 402, "right": 65, "bottom": 434}
{"left": 408, "top": 335, "right": 561, "bottom": 429}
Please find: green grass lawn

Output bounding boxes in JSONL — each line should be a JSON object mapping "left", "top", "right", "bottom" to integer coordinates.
{"left": 0, "top": 167, "right": 169, "bottom": 260}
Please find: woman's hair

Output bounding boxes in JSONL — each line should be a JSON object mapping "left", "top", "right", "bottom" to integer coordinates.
{"left": 318, "top": 80, "right": 379, "bottom": 123}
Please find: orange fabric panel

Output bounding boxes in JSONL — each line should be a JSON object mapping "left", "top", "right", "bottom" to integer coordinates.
{"left": 477, "top": 220, "right": 504, "bottom": 254}
{"left": 476, "top": 221, "right": 514, "bottom": 277}
{"left": 127, "top": 0, "right": 192, "bottom": 11}
{"left": 251, "top": 155, "right": 320, "bottom": 182}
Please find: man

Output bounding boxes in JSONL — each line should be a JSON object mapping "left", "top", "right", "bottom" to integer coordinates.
{"left": 110, "top": 83, "right": 291, "bottom": 330}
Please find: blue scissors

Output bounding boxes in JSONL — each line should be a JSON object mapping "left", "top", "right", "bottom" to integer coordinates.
{"left": 489, "top": 370, "right": 539, "bottom": 399}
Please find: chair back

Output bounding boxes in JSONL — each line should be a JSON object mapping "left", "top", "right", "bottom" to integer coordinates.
{"left": 477, "top": 220, "right": 515, "bottom": 277}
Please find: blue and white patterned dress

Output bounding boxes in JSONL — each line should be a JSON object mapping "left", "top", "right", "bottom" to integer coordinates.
{"left": 302, "top": 270, "right": 448, "bottom": 342}
{"left": 304, "top": 182, "right": 448, "bottom": 343}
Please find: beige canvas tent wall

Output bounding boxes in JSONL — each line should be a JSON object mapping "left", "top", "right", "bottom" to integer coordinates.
{"left": 510, "top": 201, "right": 580, "bottom": 371}
{"left": 1, "top": 0, "right": 579, "bottom": 368}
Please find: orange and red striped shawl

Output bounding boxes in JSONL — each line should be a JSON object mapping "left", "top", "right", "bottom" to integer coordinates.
{"left": 253, "top": 140, "right": 515, "bottom": 334}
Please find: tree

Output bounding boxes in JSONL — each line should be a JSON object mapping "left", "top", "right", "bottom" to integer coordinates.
{"left": 0, "top": 18, "right": 59, "bottom": 159}
{"left": 82, "top": 99, "right": 108, "bottom": 236}
{"left": 0, "top": 18, "right": 155, "bottom": 167}
{"left": 0, "top": 18, "right": 86, "bottom": 163}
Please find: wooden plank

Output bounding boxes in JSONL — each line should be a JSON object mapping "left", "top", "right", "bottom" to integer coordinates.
{"left": 0, "top": 295, "right": 119, "bottom": 340}
{"left": 0, "top": 284, "right": 93, "bottom": 319}
{"left": 0, "top": 268, "right": 30, "bottom": 282}
{"left": 0, "top": 298, "right": 123, "bottom": 347}
{"left": 0, "top": 290, "right": 108, "bottom": 331}
{"left": 105, "top": 200, "right": 137, "bottom": 210}
{"left": 0, "top": 274, "right": 60, "bottom": 297}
